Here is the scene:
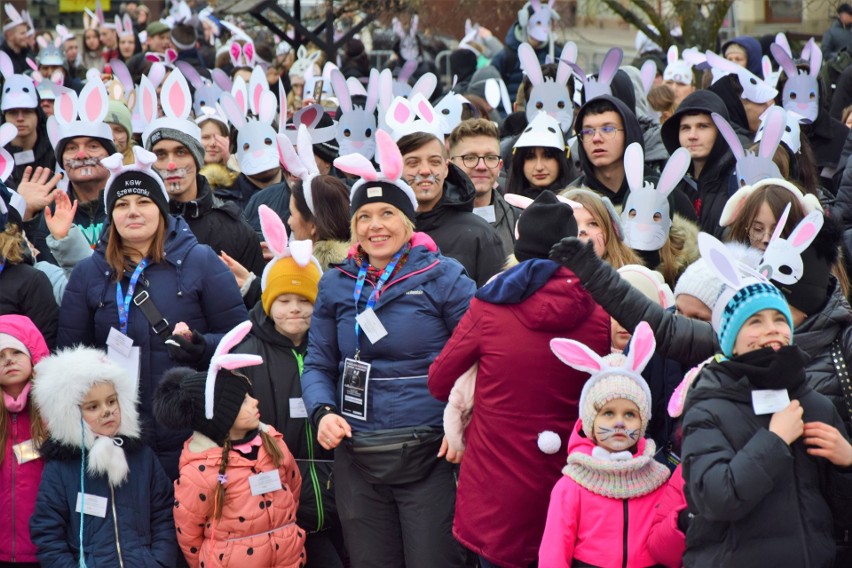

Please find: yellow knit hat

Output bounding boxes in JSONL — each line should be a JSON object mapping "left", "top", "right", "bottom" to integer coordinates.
{"left": 261, "top": 256, "right": 321, "bottom": 314}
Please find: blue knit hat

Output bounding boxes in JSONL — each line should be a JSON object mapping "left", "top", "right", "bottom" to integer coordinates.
{"left": 717, "top": 282, "right": 793, "bottom": 357}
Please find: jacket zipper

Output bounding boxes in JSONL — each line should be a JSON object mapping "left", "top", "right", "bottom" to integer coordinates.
{"left": 304, "top": 421, "right": 325, "bottom": 531}
{"left": 11, "top": 413, "right": 17, "bottom": 562}
{"left": 622, "top": 499, "right": 628, "bottom": 568}
{"left": 110, "top": 485, "right": 124, "bottom": 568}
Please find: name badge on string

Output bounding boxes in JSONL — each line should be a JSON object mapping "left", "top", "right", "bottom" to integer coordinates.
{"left": 13, "top": 150, "right": 34, "bottom": 165}
{"left": 751, "top": 389, "right": 790, "bottom": 415}
{"left": 107, "top": 344, "right": 141, "bottom": 394}
{"left": 341, "top": 358, "right": 371, "bottom": 421}
{"left": 289, "top": 398, "right": 308, "bottom": 419}
{"left": 355, "top": 308, "right": 388, "bottom": 344}
{"left": 75, "top": 493, "right": 108, "bottom": 518}
{"left": 13, "top": 439, "right": 39, "bottom": 464}
{"left": 248, "top": 470, "right": 283, "bottom": 496}
{"left": 473, "top": 205, "right": 497, "bottom": 223}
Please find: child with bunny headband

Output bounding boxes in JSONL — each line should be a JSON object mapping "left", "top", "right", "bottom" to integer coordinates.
{"left": 539, "top": 322, "right": 671, "bottom": 567}
{"left": 153, "top": 321, "right": 306, "bottom": 567}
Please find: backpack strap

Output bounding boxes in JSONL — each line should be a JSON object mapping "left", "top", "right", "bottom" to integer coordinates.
{"left": 829, "top": 337, "right": 852, "bottom": 420}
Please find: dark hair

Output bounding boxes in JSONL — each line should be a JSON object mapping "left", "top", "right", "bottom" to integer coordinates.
{"left": 170, "top": 23, "right": 197, "bottom": 49}
{"left": 727, "top": 184, "right": 806, "bottom": 246}
{"left": 397, "top": 131, "right": 445, "bottom": 157}
{"left": 291, "top": 175, "right": 351, "bottom": 242}
{"left": 505, "top": 146, "right": 572, "bottom": 197}
{"left": 518, "top": 63, "right": 571, "bottom": 107}
{"left": 581, "top": 98, "right": 619, "bottom": 117}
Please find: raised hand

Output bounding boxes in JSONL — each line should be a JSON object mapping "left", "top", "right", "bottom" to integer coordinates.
{"left": 549, "top": 236, "right": 597, "bottom": 268}
{"left": 219, "top": 250, "right": 250, "bottom": 288}
{"left": 44, "top": 190, "right": 78, "bottom": 240}
{"left": 17, "top": 166, "right": 62, "bottom": 220}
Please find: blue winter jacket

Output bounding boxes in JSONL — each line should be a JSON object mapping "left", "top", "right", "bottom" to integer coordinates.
{"left": 30, "top": 439, "right": 176, "bottom": 567}
{"left": 301, "top": 236, "right": 476, "bottom": 431}
{"left": 57, "top": 216, "right": 249, "bottom": 476}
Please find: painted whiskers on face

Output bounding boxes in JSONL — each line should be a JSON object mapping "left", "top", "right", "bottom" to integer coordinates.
{"left": 65, "top": 156, "right": 102, "bottom": 177}
{"left": 594, "top": 424, "right": 640, "bottom": 447}
{"left": 154, "top": 166, "right": 191, "bottom": 194}
{"left": 406, "top": 172, "right": 442, "bottom": 190}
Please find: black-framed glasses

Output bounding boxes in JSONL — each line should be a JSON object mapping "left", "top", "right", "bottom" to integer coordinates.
{"left": 577, "top": 125, "right": 623, "bottom": 141}
{"left": 452, "top": 154, "right": 501, "bottom": 169}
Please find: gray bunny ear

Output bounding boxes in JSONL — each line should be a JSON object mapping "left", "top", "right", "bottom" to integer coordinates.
{"left": 598, "top": 48, "right": 623, "bottom": 84}
{"left": 710, "top": 112, "right": 744, "bottom": 158}
{"left": 623, "top": 142, "right": 645, "bottom": 192}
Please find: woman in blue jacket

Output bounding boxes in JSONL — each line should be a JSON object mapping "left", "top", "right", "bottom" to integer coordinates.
{"left": 57, "top": 149, "right": 249, "bottom": 479}
{"left": 301, "top": 131, "right": 476, "bottom": 568}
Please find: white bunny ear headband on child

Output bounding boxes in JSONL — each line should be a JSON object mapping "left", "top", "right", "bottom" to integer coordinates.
{"left": 277, "top": 125, "right": 322, "bottom": 215}
{"left": 258, "top": 204, "right": 321, "bottom": 295}
{"left": 756, "top": 203, "right": 824, "bottom": 285}
{"left": 205, "top": 322, "right": 264, "bottom": 419}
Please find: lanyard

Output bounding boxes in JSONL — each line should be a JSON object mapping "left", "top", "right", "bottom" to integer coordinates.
{"left": 291, "top": 349, "right": 304, "bottom": 375}
{"left": 0, "top": 260, "right": 5, "bottom": 276}
{"left": 115, "top": 259, "right": 148, "bottom": 336}
{"left": 352, "top": 247, "right": 405, "bottom": 356}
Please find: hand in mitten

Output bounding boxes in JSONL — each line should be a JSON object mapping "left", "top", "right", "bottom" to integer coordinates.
{"left": 165, "top": 330, "right": 207, "bottom": 365}
{"left": 549, "top": 237, "right": 597, "bottom": 270}
{"left": 677, "top": 508, "right": 693, "bottom": 533}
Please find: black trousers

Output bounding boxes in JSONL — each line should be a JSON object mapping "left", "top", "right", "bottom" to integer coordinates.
{"left": 334, "top": 446, "right": 466, "bottom": 568}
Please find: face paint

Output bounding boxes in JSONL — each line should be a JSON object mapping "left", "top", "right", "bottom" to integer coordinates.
{"left": 65, "top": 156, "right": 102, "bottom": 177}
{"left": 406, "top": 172, "right": 441, "bottom": 189}
{"left": 154, "top": 166, "right": 191, "bottom": 194}
{"left": 593, "top": 424, "right": 640, "bottom": 451}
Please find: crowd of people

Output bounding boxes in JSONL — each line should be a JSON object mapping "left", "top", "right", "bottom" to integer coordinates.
{"left": 2, "top": 0, "right": 852, "bottom": 567}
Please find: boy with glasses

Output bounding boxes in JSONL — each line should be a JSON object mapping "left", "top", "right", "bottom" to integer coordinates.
{"left": 448, "top": 119, "right": 520, "bottom": 255}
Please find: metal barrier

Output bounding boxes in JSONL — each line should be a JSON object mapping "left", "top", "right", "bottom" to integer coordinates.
{"left": 368, "top": 50, "right": 394, "bottom": 71}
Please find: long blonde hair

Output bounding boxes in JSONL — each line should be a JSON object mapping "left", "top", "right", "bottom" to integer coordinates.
{"left": 560, "top": 188, "right": 642, "bottom": 269}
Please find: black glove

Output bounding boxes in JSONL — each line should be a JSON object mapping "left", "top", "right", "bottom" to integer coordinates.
{"left": 166, "top": 330, "right": 207, "bottom": 365}
{"left": 549, "top": 237, "right": 597, "bottom": 271}
{"left": 677, "top": 508, "right": 693, "bottom": 533}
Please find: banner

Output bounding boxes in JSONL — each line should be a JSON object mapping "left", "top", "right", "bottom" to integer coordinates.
{"left": 60, "top": 0, "right": 112, "bottom": 14}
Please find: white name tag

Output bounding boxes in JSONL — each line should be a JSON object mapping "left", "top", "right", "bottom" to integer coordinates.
{"left": 473, "top": 205, "right": 496, "bottom": 223}
{"left": 75, "top": 493, "right": 108, "bottom": 518}
{"left": 107, "top": 344, "right": 141, "bottom": 395}
{"left": 248, "top": 470, "right": 283, "bottom": 496}
{"left": 289, "top": 398, "right": 308, "bottom": 418}
{"left": 107, "top": 327, "right": 134, "bottom": 358}
{"left": 13, "top": 439, "right": 39, "bottom": 464}
{"left": 13, "top": 150, "right": 34, "bottom": 164}
{"left": 356, "top": 308, "right": 388, "bottom": 344}
{"left": 751, "top": 389, "right": 791, "bottom": 415}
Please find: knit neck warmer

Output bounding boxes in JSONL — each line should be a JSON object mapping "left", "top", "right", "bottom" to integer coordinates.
{"left": 354, "top": 243, "right": 411, "bottom": 284}
{"left": 3, "top": 381, "right": 30, "bottom": 413}
{"left": 562, "top": 438, "right": 670, "bottom": 499}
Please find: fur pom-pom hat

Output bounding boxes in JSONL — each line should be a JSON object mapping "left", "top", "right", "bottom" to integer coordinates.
{"left": 551, "top": 321, "right": 656, "bottom": 439}
{"left": 33, "top": 347, "right": 140, "bottom": 486}
{"left": 153, "top": 322, "right": 263, "bottom": 445}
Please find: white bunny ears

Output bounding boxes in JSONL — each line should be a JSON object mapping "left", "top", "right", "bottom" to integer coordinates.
{"left": 3, "top": 4, "right": 25, "bottom": 32}
{"left": 571, "top": 47, "right": 623, "bottom": 102}
{"left": 711, "top": 107, "right": 784, "bottom": 189}
{"left": 385, "top": 93, "right": 445, "bottom": 142}
{"left": 47, "top": 69, "right": 114, "bottom": 155}
{"left": 277, "top": 125, "right": 321, "bottom": 214}
{"left": 663, "top": 45, "right": 693, "bottom": 85}
{"left": 720, "top": 177, "right": 823, "bottom": 228}
{"left": 756, "top": 203, "right": 824, "bottom": 285}
{"left": 101, "top": 146, "right": 170, "bottom": 211}
{"left": 258, "top": 204, "right": 321, "bottom": 293}
{"left": 282, "top": 103, "right": 338, "bottom": 145}
{"left": 230, "top": 40, "right": 255, "bottom": 68}
{"left": 513, "top": 112, "right": 564, "bottom": 150}
{"left": 705, "top": 50, "right": 778, "bottom": 104}
{"left": 524, "top": 0, "right": 559, "bottom": 43}
{"left": 141, "top": 68, "right": 202, "bottom": 148}
{"left": 770, "top": 36, "right": 823, "bottom": 123}
{"left": 205, "top": 321, "right": 264, "bottom": 419}
{"left": 0, "top": 123, "right": 19, "bottom": 182}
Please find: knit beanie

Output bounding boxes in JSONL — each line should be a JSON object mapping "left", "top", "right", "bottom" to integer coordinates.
{"left": 104, "top": 100, "right": 133, "bottom": 140}
{"left": 145, "top": 127, "right": 205, "bottom": 169}
{"left": 102, "top": 147, "right": 171, "bottom": 221}
{"left": 154, "top": 367, "right": 253, "bottom": 446}
{"left": 0, "top": 314, "right": 49, "bottom": 365}
{"left": 350, "top": 181, "right": 417, "bottom": 222}
{"left": 261, "top": 256, "right": 322, "bottom": 315}
{"left": 514, "top": 190, "right": 578, "bottom": 262}
{"left": 717, "top": 282, "right": 793, "bottom": 357}
{"left": 618, "top": 265, "right": 674, "bottom": 308}
{"left": 675, "top": 242, "right": 763, "bottom": 311}
{"left": 579, "top": 367, "right": 652, "bottom": 440}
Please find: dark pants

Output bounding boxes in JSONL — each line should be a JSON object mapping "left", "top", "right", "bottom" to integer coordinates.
{"left": 305, "top": 524, "right": 347, "bottom": 568}
{"left": 334, "top": 446, "right": 466, "bottom": 568}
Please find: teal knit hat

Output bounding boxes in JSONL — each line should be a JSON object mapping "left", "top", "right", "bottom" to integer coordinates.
{"left": 717, "top": 281, "right": 793, "bottom": 357}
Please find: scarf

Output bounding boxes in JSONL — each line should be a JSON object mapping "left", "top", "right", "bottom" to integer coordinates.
{"left": 722, "top": 345, "right": 807, "bottom": 391}
{"left": 3, "top": 381, "right": 30, "bottom": 413}
{"left": 354, "top": 242, "right": 411, "bottom": 284}
{"left": 563, "top": 438, "right": 670, "bottom": 499}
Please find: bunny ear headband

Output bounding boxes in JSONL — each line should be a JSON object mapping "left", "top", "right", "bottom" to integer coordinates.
{"left": 385, "top": 93, "right": 445, "bottom": 142}
{"left": 755, "top": 203, "right": 824, "bottom": 286}
{"left": 3, "top": 4, "right": 25, "bottom": 32}
{"left": 663, "top": 45, "right": 693, "bottom": 85}
{"left": 141, "top": 67, "right": 202, "bottom": 149}
{"left": 229, "top": 40, "right": 255, "bottom": 68}
{"left": 205, "top": 321, "right": 264, "bottom": 419}
{"left": 334, "top": 129, "right": 418, "bottom": 213}
{"left": 719, "top": 177, "right": 823, "bottom": 228}
{"left": 48, "top": 69, "right": 114, "bottom": 156}
{"left": 258, "top": 204, "right": 321, "bottom": 291}
{"left": 282, "top": 104, "right": 338, "bottom": 145}
{"left": 101, "top": 146, "right": 170, "bottom": 211}
{"left": 277, "top": 125, "right": 321, "bottom": 214}
{"left": 705, "top": 50, "right": 778, "bottom": 104}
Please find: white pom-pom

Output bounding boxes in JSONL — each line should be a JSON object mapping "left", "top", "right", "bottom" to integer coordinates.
{"left": 537, "top": 430, "right": 561, "bottom": 454}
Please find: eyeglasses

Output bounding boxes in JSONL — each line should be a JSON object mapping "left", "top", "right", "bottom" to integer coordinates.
{"left": 452, "top": 154, "right": 501, "bottom": 169}
{"left": 748, "top": 223, "right": 775, "bottom": 243}
{"left": 577, "top": 125, "right": 623, "bottom": 142}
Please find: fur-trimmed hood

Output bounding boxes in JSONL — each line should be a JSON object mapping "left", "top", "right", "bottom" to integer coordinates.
{"left": 655, "top": 213, "right": 700, "bottom": 287}
{"left": 200, "top": 162, "right": 240, "bottom": 190}
{"left": 312, "top": 239, "right": 349, "bottom": 271}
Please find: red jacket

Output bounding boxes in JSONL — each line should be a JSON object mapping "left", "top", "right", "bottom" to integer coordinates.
{"left": 647, "top": 464, "right": 687, "bottom": 568}
{"left": 0, "top": 403, "right": 44, "bottom": 563}
{"left": 428, "top": 261, "right": 610, "bottom": 568}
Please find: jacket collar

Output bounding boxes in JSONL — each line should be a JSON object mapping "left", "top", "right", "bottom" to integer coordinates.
{"left": 169, "top": 175, "right": 213, "bottom": 219}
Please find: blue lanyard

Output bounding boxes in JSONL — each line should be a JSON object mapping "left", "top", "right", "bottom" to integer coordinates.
{"left": 115, "top": 259, "right": 148, "bottom": 336}
{"left": 0, "top": 260, "right": 5, "bottom": 276}
{"left": 352, "top": 246, "right": 406, "bottom": 355}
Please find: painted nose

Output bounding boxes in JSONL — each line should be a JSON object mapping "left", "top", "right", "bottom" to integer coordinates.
{"left": 167, "top": 161, "right": 176, "bottom": 170}
{"left": 76, "top": 150, "right": 86, "bottom": 159}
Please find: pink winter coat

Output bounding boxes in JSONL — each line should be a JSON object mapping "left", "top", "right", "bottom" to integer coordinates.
{"left": 647, "top": 465, "right": 686, "bottom": 568}
{"left": 173, "top": 425, "right": 305, "bottom": 568}
{"left": 539, "top": 422, "right": 669, "bottom": 568}
{"left": 429, "top": 263, "right": 610, "bottom": 568}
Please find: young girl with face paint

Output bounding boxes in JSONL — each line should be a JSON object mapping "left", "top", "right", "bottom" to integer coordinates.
{"left": 540, "top": 322, "right": 671, "bottom": 567}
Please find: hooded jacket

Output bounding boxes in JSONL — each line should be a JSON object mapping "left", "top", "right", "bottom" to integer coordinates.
{"left": 570, "top": 95, "right": 697, "bottom": 221}
{"left": 233, "top": 302, "right": 337, "bottom": 534}
{"left": 661, "top": 90, "right": 737, "bottom": 237}
{"left": 415, "top": 162, "right": 505, "bottom": 287}
{"left": 539, "top": 421, "right": 669, "bottom": 568}
{"left": 244, "top": 180, "right": 293, "bottom": 238}
{"left": 5, "top": 124, "right": 56, "bottom": 190}
{"left": 681, "top": 350, "right": 852, "bottom": 568}
{"left": 803, "top": 100, "right": 849, "bottom": 189}
{"left": 489, "top": 23, "right": 553, "bottom": 103}
{"left": 428, "top": 259, "right": 610, "bottom": 568}
{"left": 721, "top": 36, "right": 764, "bottom": 77}
{"left": 57, "top": 216, "right": 249, "bottom": 478}
{"left": 821, "top": 17, "right": 852, "bottom": 60}
{"left": 0, "top": 259, "right": 58, "bottom": 349}
{"left": 301, "top": 233, "right": 476, "bottom": 432}
{"left": 707, "top": 75, "right": 755, "bottom": 136}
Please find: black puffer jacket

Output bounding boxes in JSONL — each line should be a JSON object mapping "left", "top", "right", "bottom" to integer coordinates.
{"left": 415, "top": 163, "right": 505, "bottom": 287}
{"left": 233, "top": 302, "right": 337, "bottom": 534}
{"left": 0, "top": 259, "right": 58, "bottom": 348}
{"left": 550, "top": 238, "right": 852, "bottom": 429}
{"left": 682, "top": 349, "right": 852, "bottom": 568}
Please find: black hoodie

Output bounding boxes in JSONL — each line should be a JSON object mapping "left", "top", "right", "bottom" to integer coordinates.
{"left": 571, "top": 95, "right": 697, "bottom": 220}
{"left": 661, "top": 90, "right": 737, "bottom": 237}
{"left": 416, "top": 162, "right": 505, "bottom": 286}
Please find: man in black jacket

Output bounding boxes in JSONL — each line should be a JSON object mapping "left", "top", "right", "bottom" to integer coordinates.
{"left": 397, "top": 131, "right": 504, "bottom": 287}
{"left": 0, "top": 11, "right": 31, "bottom": 74}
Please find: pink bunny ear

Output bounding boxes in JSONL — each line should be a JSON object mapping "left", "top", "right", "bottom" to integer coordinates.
{"left": 231, "top": 75, "right": 249, "bottom": 117}
{"left": 296, "top": 124, "right": 319, "bottom": 175}
{"left": 160, "top": 69, "right": 192, "bottom": 120}
{"left": 258, "top": 204, "right": 289, "bottom": 258}
{"left": 409, "top": 72, "right": 437, "bottom": 99}
{"left": 123, "top": 14, "right": 133, "bottom": 35}
{"left": 165, "top": 49, "right": 178, "bottom": 65}
{"left": 334, "top": 153, "right": 380, "bottom": 181}
{"left": 0, "top": 148, "right": 12, "bottom": 182}
{"left": 788, "top": 210, "right": 824, "bottom": 251}
{"left": 204, "top": 352, "right": 263, "bottom": 419}
{"left": 243, "top": 41, "right": 255, "bottom": 65}
{"left": 770, "top": 43, "right": 798, "bottom": 80}
{"left": 598, "top": 48, "right": 623, "bottom": 84}
{"left": 230, "top": 42, "right": 242, "bottom": 67}
{"left": 330, "top": 68, "right": 352, "bottom": 113}
{"left": 386, "top": 96, "right": 414, "bottom": 129}
{"left": 137, "top": 75, "right": 158, "bottom": 126}
{"left": 549, "top": 338, "right": 606, "bottom": 375}
{"left": 411, "top": 93, "right": 436, "bottom": 123}
{"left": 295, "top": 104, "right": 322, "bottom": 129}
{"left": 667, "top": 45, "right": 678, "bottom": 65}
{"left": 257, "top": 90, "right": 277, "bottom": 125}
{"left": 376, "top": 129, "right": 403, "bottom": 181}
{"left": 249, "top": 66, "right": 267, "bottom": 116}
{"left": 365, "top": 68, "right": 380, "bottom": 113}
{"left": 624, "top": 321, "right": 656, "bottom": 374}
{"left": 808, "top": 40, "right": 822, "bottom": 78}
{"left": 504, "top": 194, "right": 534, "bottom": 209}
{"left": 211, "top": 68, "right": 233, "bottom": 92}
{"left": 54, "top": 87, "right": 78, "bottom": 124}
{"left": 78, "top": 77, "right": 109, "bottom": 123}
{"left": 214, "top": 321, "right": 257, "bottom": 358}
{"left": 518, "top": 43, "right": 544, "bottom": 85}
{"left": 276, "top": 133, "right": 308, "bottom": 179}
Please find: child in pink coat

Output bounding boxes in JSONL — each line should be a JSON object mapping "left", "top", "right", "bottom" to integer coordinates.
{"left": 540, "top": 322, "right": 671, "bottom": 568}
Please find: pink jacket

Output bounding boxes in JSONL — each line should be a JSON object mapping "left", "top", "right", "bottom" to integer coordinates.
{"left": 539, "top": 422, "right": 668, "bottom": 568}
{"left": 0, "top": 402, "right": 44, "bottom": 563}
{"left": 173, "top": 425, "right": 305, "bottom": 568}
{"left": 647, "top": 464, "right": 686, "bottom": 568}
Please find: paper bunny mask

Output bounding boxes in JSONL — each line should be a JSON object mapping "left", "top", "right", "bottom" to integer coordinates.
{"left": 705, "top": 50, "right": 777, "bottom": 104}
{"left": 663, "top": 45, "right": 693, "bottom": 85}
{"left": 551, "top": 320, "right": 655, "bottom": 438}
{"left": 519, "top": 41, "right": 576, "bottom": 132}
{"left": 770, "top": 38, "right": 822, "bottom": 123}
{"left": 0, "top": 52, "right": 37, "bottom": 111}
{"left": 711, "top": 108, "right": 783, "bottom": 189}
{"left": 571, "top": 48, "right": 623, "bottom": 102}
{"left": 219, "top": 67, "right": 279, "bottom": 176}
{"left": 755, "top": 105, "right": 803, "bottom": 154}
{"left": 331, "top": 67, "right": 379, "bottom": 160}
{"left": 621, "top": 142, "right": 691, "bottom": 251}
{"left": 756, "top": 204, "right": 824, "bottom": 285}
{"left": 513, "top": 112, "right": 564, "bottom": 150}
{"left": 522, "top": 0, "right": 559, "bottom": 43}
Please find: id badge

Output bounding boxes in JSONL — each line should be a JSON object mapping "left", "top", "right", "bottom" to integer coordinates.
{"left": 341, "top": 357, "right": 371, "bottom": 421}
{"left": 13, "top": 439, "right": 39, "bottom": 464}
